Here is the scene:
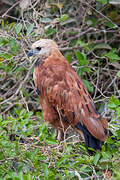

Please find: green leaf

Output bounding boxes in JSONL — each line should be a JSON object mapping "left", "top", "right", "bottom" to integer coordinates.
{"left": 0, "top": 114, "right": 2, "bottom": 121}
{"left": 104, "top": 21, "right": 116, "bottom": 28}
{"left": 66, "top": 52, "right": 72, "bottom": 63}
{"left": 45, "top": 137, "right": 58, "bottom": 145}
{"left": 45, "top": 28, "right": 56, "bottom": 36}
{"left": 9, "top": 22, "right": 15, "bottom": 29}
{"left": 75, "top": 51, "right": 88, "bottom": 66}
{"left": 57, "top": 154, "right": 75, "bottom": 167}
{"left": 14, "top": 23, "right": 22, "bottom": 34}
{"left": 107, "top": 102, "right": 117, "bottom": 109}
{"left": 1, "top": 19, "right": 4, "bottom": 29}
{"left": 22, "top": 173, "right": 33, "bottom": 180}
{"left": 117, "top": 71, "right": 120, "bottom": 78}
{"left": 15, "top": 66, "right": 25, "bottom": 72}
{"left": 80, "top": 164, "right": 88, "bottom": 171}
{"left": 6, "top": 59, "right": 14, "bottom": 73}
{"left": 77, "top": 40, "right": 90, "bottom": 51}
{"left": 0, "top": 53, "right": 11, "bottom": 59}
{"left": 93, "top": 153, "right": 100, "bottom": 165}
{"left": 40, "top": 17, "right": 52, "bottom": 23}
{"left": 26, "top": 23, "right": 34, "bottom": 36}
{"left": 69, "top": 39, "right": 77, "bottom": 47}
{"left": 84, "top": 67, "right": 91, "bottom": 73}
{"left": 105, "top": 51, "right": 120, "bottom": 61}
{"left": 77, "top": 67, "right": 91, "bottom": 77}
{"left": 86, "top": 18, "right": 98, "bottom": 27}
{"left": 82, "top": 79, "right": 94, "bottom": 92}
{"left": 76, "top": 144, "right": 87, "bottom": 153}
{"left": 116, "top": 129, "right": 120, "bottom": 139}
{"left": 0, "top": 62, "right": 7, "bottom": 70}
{"left": 20, "top": 109, "right": 26, "bottom": 117}
{"left": 43, "top": 164, "right": 49, "bottom": 179}
{"left": 9, "top": 38, "right": 19, "bottom": 54}
{"left": 0, "top": 37, "right": 9, "bottom": 46}
{"left": 107, "top": 96, "right": 120, "bottom": 109}
{"left": 93, "top": 43, "right": 111, "bottom": 50}
{"left": 60, "top": 14, "right": 69, "bottom": 22}
{"left": 96, "top": 0, "right": 107, "bottom": 4}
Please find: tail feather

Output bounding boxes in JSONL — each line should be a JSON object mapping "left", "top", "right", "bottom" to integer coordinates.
{"left": 83, "top": 116, "right": 108, "bottom": 142}
{"left": 75, "top": 122, "right": 102, "bottom": 154}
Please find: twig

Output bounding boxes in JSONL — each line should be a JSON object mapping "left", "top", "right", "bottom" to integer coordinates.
{"left": 1, "top": 102, "right": 21, "bottom": 115}
{"left": 20, "top": 90, "right": 29, "bottom": 112}
{"left": 0, "top": 58, "right": 37, "bottom": 105}
{"left": 85, "top": 175, "right": 104, "bottom": 180}
{"left": 74, "top": 171, "right": 83, "bottom": 180}
{"left": 83, "top": 1, "right": 118, "bottom": 28}
{"left": 93, "top": 69, "right": 100, "bottom": 99}
{"left": 2, "top": 1, "right": 20, "bottom": 18}
{"left": 66, "top": 27, "right": 94, "bottom": 42}
{"left": 103, "top": 76, "right": 117, "bottom": 94}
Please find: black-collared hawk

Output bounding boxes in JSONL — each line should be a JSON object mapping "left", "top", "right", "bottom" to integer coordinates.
{"left": 27, "top": 39, "right": 109, "bottom": 153}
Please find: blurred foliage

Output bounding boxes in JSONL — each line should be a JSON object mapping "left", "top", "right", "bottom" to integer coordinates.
{"left": 0, "top": 0, "right": 120, "bottom": 179}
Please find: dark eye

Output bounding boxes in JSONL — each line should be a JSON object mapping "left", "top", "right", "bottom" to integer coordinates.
{"left": 36, "top": 46, "right": 41, "bottom": 51}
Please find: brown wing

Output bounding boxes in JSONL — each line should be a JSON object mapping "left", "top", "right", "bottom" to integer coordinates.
{"left": 34, "top": 53, "right": 108, "bottom": 142}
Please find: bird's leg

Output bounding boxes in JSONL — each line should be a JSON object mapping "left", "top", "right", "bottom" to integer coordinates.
{"left": 43, "top": 105, "right": 69, "bottom": 142}
{"left": 57, "top": 129, "right": 64, "bottom": 142}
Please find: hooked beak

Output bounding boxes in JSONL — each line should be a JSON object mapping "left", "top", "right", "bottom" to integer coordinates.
{"left": 27, "top": 49, "right": 39, "bottom": 58}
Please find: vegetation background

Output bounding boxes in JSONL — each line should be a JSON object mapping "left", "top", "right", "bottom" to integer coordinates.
{"left": 0, "top": 0, "right": 120, "bottom": 179}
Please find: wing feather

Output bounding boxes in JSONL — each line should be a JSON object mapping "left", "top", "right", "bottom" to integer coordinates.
{"left": 34, "top": 53, "right": 108, "bottom": 142}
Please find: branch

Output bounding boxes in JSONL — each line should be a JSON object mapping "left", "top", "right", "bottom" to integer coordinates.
{"left": 2, "top": 1, "right": 20, "bottom": 18}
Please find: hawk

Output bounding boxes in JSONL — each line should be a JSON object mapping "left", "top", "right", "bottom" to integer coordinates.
{"left": 27, "top": 39, "right": 108, "bottom": 153}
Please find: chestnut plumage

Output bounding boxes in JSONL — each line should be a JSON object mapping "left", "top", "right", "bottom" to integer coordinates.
{"left": 28, "top": 39, "right": 109, "bottom": 153}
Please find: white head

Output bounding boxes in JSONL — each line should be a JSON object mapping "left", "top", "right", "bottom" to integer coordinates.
{"left": 27, "top": 39, "right": 58, "bottom": 59}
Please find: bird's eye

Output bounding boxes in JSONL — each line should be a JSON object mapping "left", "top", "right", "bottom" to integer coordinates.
{"left": 36, "top": 46, "right": 41, "bottom": 51}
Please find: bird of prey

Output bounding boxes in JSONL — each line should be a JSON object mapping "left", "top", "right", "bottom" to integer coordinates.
{"left": 27, "top": 39, "right": 108, "bottom": 153}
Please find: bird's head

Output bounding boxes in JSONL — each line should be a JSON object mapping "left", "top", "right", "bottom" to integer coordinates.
{"left": 27, "top": 39, "right": 58, "bottom": 59}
